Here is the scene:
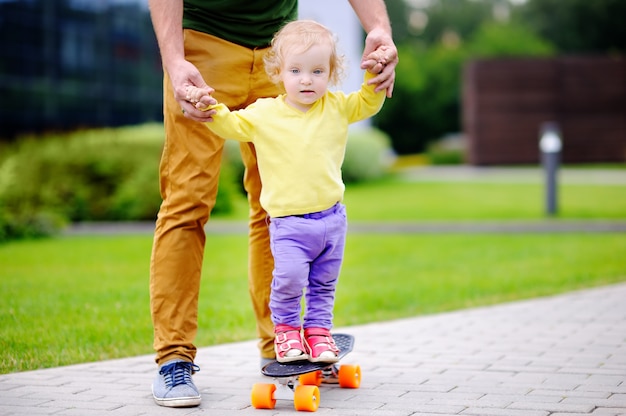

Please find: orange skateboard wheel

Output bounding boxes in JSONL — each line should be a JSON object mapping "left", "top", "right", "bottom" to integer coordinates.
{"left": 299, "top": 370, "right": 322, "bottom": 386}
{"left": 251, "top": 383, "right": 276, "bottom": 409}
{"left": 294, "top": 385, "right": 320, "bottom": 412}
{"left": 338, "top": 364, "right": 361, "bottom": 388}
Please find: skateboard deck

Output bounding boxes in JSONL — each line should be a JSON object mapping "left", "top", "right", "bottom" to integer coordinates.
{"left": 252, "top": 333, "right": 359, "bottom": 411}
{"left": 261, "top": 333, "right": 354, "bottom": 377}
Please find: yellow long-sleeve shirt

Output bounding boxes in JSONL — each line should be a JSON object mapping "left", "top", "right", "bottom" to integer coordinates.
{"left": 204, "top": 72, "right": 385, "bottom": 218}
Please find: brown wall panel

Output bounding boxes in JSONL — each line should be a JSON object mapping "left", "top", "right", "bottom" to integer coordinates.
{"left": 463, "top": 56, "right": 626, "bottom": 165}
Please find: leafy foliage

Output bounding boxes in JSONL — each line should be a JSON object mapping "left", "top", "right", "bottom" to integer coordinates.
{"left": 0, "top": 124, "right": 238, "bottom": 241}
{"left": 376, "top": 0, "right": 623, "bottom": 155}
{"left": 375, "top": 19, "right": 554, "bottom": 155}
{"left": 343, "top": 128, "right": 395, "bottom": 183}
{"left": 374, "top": 41, "right": 466, "bottom": 154}
{"left": 385, "top": 0, "right": 500, "bottom": 45}
{"left": 0, "top": 125, "right": 393, "bottom": 242}
{"left": 516, "top": 0, "right": 626, "bottom": 54}
{"left": 467, "top": 21, "right": 555, "bottom": 57}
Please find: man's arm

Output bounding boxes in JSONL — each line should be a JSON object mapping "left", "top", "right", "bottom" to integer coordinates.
{"left": 348, "top": 0, "right": 392, "bottom": 34}
{"left": 148, "top": 0, "right": 216, "bottom": 120}
{"left": 347, "top": 0, "right": 398, "bottom": 97}
{"left": 148, "top": 0, "right": 185, "bottom": 73}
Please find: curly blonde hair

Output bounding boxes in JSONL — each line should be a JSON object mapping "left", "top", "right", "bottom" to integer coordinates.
{"left": 264, "top": 20, "right": 346, "bottom": 87}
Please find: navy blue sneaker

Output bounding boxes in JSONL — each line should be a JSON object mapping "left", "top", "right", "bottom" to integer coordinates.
{"left": 152, "top": 359, "right": 201, "bottom": 407}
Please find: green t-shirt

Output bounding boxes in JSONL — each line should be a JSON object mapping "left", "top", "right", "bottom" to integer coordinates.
{"left": 183, "top": 0, "right": 298, "bottom": 49}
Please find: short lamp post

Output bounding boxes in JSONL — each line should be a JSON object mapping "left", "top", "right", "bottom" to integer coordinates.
{"left": 539, "top": 122, "right": 562, "bottom": 216}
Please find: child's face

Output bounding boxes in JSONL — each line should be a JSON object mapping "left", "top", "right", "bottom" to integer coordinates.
{"left": 280, "top": 42, "right": 332, "bottom": 112}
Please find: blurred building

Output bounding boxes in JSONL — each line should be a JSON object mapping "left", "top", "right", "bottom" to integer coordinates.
{"left": 0, "top": 0, "right": 163, "bottom": 139}
{"left": 0, "top": 0, "right": 370, "bottom": 140}
{"left": 463, "top": 56, "right": 626, "bottom": 165}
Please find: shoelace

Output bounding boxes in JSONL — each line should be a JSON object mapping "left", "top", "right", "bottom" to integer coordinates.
{"left": 159, "top": 361, "right": 200, "bottom": 388}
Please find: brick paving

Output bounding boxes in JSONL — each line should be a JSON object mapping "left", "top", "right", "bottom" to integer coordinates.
{"left": 1, "top": 283, "right": 625, "bottom": 415}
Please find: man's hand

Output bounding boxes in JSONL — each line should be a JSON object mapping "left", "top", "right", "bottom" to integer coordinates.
{"left": 169, "top": 59, "right": 217, "bottom": 121}
{"left": 360, "top": 27, "right": 398, "bottom": 98}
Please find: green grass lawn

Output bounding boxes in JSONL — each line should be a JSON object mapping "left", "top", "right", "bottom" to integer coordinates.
{"left": 344, "top": 178, "right": 626, "bottom": 220}
{"left": 1, "top": 175, "right": 625, "bottom": 374}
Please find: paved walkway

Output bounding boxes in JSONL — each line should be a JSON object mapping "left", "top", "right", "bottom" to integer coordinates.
{"left": 65, "top": 218, "right": 626, "bottom": 236}
{"left": 1, "top": 283, "right": 625, "bottom": 416}
{"left": 397, "top": 165, "right": 626, "bottom": 185}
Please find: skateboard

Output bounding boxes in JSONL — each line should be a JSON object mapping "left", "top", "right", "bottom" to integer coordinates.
{"left": 251, "top": 333, "right": 360, "bottom": 412}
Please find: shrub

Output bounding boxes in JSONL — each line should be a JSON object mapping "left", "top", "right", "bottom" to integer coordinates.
{"left": 0, "top": 124, "right": 240, "bottom": 241}
{"left": 342, "top": 128, "right": 395, "bottom": 183}
{"left": 0, "top": 208, "right": 66, "bottom": 242}
{"left": 222, "top": 139, "right": 246, "bottom": 195}
{"left": 426, "top": 133, "right": 466, "bottom": 165}
{"left": 0, "top": 125, "right": 394, "bottom": 242}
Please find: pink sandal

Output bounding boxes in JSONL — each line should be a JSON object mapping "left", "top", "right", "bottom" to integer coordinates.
{"left": 304, "top": 327, "right": 339, "bottom": 363}
{"left": 274, "top": 324, "right": 308, "bottom": 363}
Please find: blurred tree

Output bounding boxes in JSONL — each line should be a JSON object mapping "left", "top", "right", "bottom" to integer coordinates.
{"left": 375, "top": 0, "right": 624, "bottom": 155}
{"left": 516, "top": 0, "right": 626, "bottom": 54}
{"left": 374, "top": 41, "right": 466, "bottom": 154}
{"left": 384, "top": 0, "right": 412, "bottom": 43}
{"left": 377, "top": 0, "right": 521, "bottom": 154}
{"left": 410, "top": 0, "right": 498, "bottom": 45}
{"left": 375, "top": 15, "right": 554, "bottom": 155}
{"left": 467, "top": 21, "right": 555, "bottom": 57}
{"left": 387, "top": 0, "right": 508, "bottom": 45}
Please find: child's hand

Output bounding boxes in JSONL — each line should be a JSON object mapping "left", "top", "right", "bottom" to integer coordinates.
{"left": 185, "top": 85, "right": 214, "bottom": 111}
{"left": 363, "top": 46, "right": 393, "bottom": 75}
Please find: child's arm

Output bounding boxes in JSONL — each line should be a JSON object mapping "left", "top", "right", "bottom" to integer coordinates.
{"left": 342, "top": 70, "right": 387, "bottom": 124}
{"left": 185, "top": 86, "right": 254, "bottom": 142}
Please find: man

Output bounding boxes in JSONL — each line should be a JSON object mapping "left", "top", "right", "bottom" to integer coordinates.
{"left": 148, "top": 0, "right": 398, "bottom": 408}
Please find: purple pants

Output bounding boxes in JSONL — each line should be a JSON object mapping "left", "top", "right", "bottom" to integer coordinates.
{"left": 268, "top": 203, "right": 347, "bottom": 330}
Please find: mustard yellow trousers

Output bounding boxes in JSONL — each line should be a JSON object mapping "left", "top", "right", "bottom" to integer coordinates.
{"left": 150, "top": 30, "right": 281, "bottom": 365}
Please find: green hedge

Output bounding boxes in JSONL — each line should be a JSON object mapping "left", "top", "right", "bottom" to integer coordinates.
{"left": 0, "top": 124, "right": 392, "bottom": 242}
{"left": 0, "top": 124, "right": 235, "bottom": 241}
{"left": 343, "top": 127, "right": 395, "bottom": 183}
